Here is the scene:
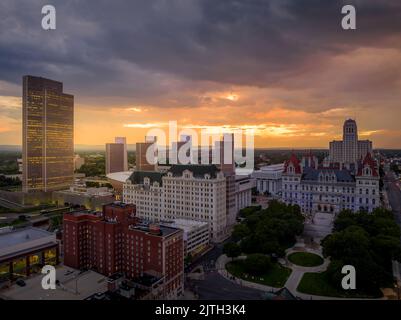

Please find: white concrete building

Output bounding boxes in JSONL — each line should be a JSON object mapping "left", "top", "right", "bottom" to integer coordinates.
{"left": 159, "top": 219, "right": 209, "bottom": 257}
{"left": 123, "top": 165, "right": 228, "bottom": 242}
{"left": 329, "top": 119, "right": 372, "bottom": 165}
{"left": 235, "top": 175, "right": 255, "bottom": 212}
{"left": 251, "top": 163, "right": 284, "bottom": 196}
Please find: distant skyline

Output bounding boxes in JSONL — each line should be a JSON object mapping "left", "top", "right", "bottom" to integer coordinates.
{"left": 1, "top": 1, "right": 401, "bottom": 148}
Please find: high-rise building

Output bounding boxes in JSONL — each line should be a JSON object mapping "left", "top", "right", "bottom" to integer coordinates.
{"left": 215, "top": 134, "right": 236, "bottom": 231}
{"left": 135, "top": 136, "right": 156, "bottom": 171}
{"left": 22, "top": 75, "right": 74, "bottom": 192}
{"left": 169, "top": 135, "right": 192, "bottom": 165}
{"left": 329, "top": 119, "right": 372, "bottom": 164}
{"left": 63, "top": 203, "right": 184, "bottom": 299}
{"left": 106, "top": 137, "right": 128, "bottom": 174}
{"left": 114, "top": 137, "right": 128, "bottom": 171}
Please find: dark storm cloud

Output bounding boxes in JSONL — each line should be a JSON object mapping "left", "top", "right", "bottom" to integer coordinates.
{"left": 0, "top": 0, "right": 400, "bottom": 101}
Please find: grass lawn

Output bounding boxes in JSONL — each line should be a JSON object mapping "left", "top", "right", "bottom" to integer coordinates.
{"left": 287, "top": 252, "right": 323, "bottom": 267}
{"left": 297, "top": 271, "right": 382, "bottom": 298}
{"left": 226, "top": 260, "right": 291, "bottom": 288}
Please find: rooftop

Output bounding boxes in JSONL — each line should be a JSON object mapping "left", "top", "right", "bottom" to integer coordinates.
{"left": 160, "top": 218, "right": 208, "bottom": 233}
{"left": 0, "top": 227, "right": 54, "bottom": 250}
{"left": 127, "top": 170, "right": 165, "bottom": 186}
{"left": 106, "top": 171, "right": 133, "bottom": 183}
{"left": 168, "top": 164, "right": 220, "bottom": 179}
{"left": 128, "top": 222, "right": 180, "bottom": 237}
{"left": 0, "top": 227, "right": 57, "bottom": 262}
{"left": 260, "top": 163, "right": 285, "bottom": 171}
{"left": 302, "top": 167, "right": 355, "bottom": 183}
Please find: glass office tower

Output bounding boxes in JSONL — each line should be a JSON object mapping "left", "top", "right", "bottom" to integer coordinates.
{"left": 22, "top": 75, "right": 74, "bottom": 192}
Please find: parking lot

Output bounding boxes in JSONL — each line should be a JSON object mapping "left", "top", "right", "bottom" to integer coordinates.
{"left": 1, "top": 265, "right": 107, "bottom": 300}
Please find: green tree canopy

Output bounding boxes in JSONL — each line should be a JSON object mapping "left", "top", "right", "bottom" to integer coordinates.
{"left": 322, "top": 208, "right": 401, "bottom": 292}
{"left": 223, "top": 242, "right": 241, "bottom": 260}
{"left": 236, "top": 200, "right": 304, "bottom": 257}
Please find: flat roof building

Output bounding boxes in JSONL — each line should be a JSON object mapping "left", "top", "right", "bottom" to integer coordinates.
{"left": 160, "top": 219, "right": 209, "bottom": 257}
{"left": 0, "top": 227, "right": 59, "bottom": 281}
{"left": 52, "top": 184, "right": 115, "bottom": 211}
{"left": 63, "top": 203, "right": 184, "bottom": 299}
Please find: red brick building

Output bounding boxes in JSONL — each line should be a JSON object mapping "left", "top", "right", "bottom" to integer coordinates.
{"left": 63, "top": 203, "right": 184, "bottom": 299}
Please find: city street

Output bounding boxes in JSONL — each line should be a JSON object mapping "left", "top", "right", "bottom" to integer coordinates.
{"left": 384, "top": 171, "right": 401, "bottom": 231}
{"left": 190, "top": 270, "right": 265, "bottom": 300}
{"left": 384, "top": 170, "right": 401, "bottom": 282}
{"left": 186, "top": 238, "right": 265, "bottom": 300}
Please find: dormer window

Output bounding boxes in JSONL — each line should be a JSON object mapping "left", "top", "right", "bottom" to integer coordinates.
{"left": 144, "top": 177, "right": 150, "bottom": 185}
{"left": 364, "top": 167, "right": 371, "bottom": 176}
{"left": 205, "top": 174, "right": 210, "bottom": 179}
{"left": 289, "top": 165, "right": 294, "bottom": 174}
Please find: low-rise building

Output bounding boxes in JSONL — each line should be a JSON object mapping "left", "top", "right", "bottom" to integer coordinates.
{"left": 0, "top": 227, "right": 59, "bottom": 281}
{"left": 235, "top": 175, "right": 255, "bottom": 212}
{"left": 251, "top": 163, "right": 284, "bottom": 196}
{"left": 53, "top": 184, "right": 115, "bottom": 211}
{"left": 159, "top": 219, "right": 209, "bottom": 257}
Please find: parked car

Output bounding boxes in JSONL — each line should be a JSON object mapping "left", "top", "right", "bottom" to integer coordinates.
{"left": 16, "top": 279, "right": 26, "bottom": 287}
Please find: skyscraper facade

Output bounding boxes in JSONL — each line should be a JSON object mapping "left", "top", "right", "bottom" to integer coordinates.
{"left": 106, "top": 137, "right": 128, "bottom": 174}
{"left": 135, "top": 136, "right": 157, "bottom": 171}
{"left": 114, "top": 137, "right": 128, "bottom": 171}
{"left": 22, "top": 76, "right": 74, "bottom": 192}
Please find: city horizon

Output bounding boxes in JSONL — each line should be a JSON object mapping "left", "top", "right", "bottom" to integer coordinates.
{"left": 1, "top": 1, "right": 401, "bottom": 307}
{"left": 1, "top": 1, "right": 401, "bottom": 149}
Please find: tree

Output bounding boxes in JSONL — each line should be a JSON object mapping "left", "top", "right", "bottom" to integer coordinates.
{"left": 232, "top": 224, "right": 250, "bottom": 241}
{"left": 236, "top": 200, "right": 304, "bottom": 257}
{"left": 239, "top": 206, "right": 261, "bottom": 218}
{"left": 243, "top": 254, "right": 272, "bottom": 275}
{"left": 223, "top": 242, "right": 241, "bottom": 260}
{"left": 322, "top": 207, "right": 401, "bottom": 293}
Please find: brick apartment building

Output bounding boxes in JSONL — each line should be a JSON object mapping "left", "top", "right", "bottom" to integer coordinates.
{"left": 63, "top": 203, "right": 184, "bottom": 299}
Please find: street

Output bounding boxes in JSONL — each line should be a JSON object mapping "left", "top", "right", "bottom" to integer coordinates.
{"left": 384, "top": 171, "right": 401, "bottom": 231}
{"left": 186, "top": 237, "right": 265, "bottom": 300}
{"left": 384, "top": 170, "right": 401, "bottom": 283}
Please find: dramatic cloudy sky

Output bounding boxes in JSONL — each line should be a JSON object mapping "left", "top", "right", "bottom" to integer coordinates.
{"left": 0, "top": 0, "right": 401, "bottom": 148}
